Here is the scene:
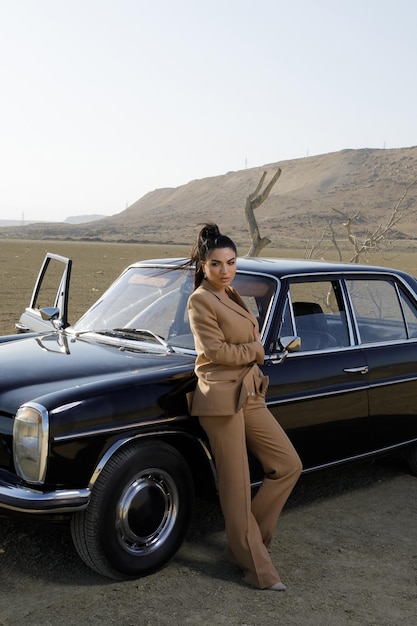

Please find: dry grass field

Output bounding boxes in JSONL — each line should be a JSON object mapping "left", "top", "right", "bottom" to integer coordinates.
{"left": 1, "top": 238, "right": 417, "bottom": 336}
{"left": 0, "top": 240, "right": 191, "bottom": 335}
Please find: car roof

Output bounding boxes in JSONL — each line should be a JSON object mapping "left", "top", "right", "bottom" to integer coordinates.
{"left": 134, "top": 256, "right": 412, "bottom": 280}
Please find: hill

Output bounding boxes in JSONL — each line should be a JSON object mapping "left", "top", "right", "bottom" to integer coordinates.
{"left": 1, "top": 147, "right": 416, "bottom": 247}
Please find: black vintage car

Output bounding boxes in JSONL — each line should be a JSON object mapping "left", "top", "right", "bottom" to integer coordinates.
{"left": 1, "top": 254, "right": 417, "bottom": 580}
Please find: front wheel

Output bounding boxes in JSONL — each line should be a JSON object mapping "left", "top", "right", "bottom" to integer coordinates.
{"left": 71, "top": 439, "right": 194, "bottom": 579}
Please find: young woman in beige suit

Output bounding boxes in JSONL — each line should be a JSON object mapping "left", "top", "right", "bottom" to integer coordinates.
{"left": 187, "top": 224, "right": 302, "bottom": 591}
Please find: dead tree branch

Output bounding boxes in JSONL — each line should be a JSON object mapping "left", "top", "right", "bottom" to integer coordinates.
{"left": 304, "top": 221, "right": 337, "bottom": 260}
{"left": 329, "top": 221, "right": 343, "bottom": 261}
{"left": 323, "top": 178, "right": 417, "bottom": 264}
{"left": 245, "top": 168, "right": 281, "bottom": 256}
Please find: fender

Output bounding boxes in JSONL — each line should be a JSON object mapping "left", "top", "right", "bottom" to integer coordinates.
{"left": 89, "top": 429, "right": 218, "bottom": 498}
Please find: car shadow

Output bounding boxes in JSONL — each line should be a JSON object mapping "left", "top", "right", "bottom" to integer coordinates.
{"left": 187, "top": 454, "right": 407, "bottom": 540}
{"left": 0, "top": 455, "right": 408, "bottom": 587}
{"left": 174, "top": 455, "right": 409, "bottom": 584}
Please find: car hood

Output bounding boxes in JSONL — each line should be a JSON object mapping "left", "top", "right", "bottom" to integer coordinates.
{"left": 0, "top": 331, "right": 195, "bottom": 414}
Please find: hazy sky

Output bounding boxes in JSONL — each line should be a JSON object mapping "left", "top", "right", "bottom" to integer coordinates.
{"left": 1, "top": 0, "right": 416, "bottom": 222}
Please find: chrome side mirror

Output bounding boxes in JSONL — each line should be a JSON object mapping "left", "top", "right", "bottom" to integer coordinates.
{"left": 266, "top": 336, "right": 300, "bottom": 365}
{"left": 40, "top": 307, "right": 63, "bottom": 329}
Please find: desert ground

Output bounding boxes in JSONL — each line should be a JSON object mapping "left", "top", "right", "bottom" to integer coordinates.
{"left": 1, "top": 239, "right": 417, "bottom": 626}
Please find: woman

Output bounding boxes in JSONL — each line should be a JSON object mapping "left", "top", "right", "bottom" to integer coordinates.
{"left": 187, "top": 223, "right": 302, "bottom": 591}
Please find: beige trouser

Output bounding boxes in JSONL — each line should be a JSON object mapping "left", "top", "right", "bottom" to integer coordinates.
{"left": 199, "top": 394, "right": 302, "bottom": 589}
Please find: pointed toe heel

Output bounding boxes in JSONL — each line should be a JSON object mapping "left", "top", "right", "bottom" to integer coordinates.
{"left": 267, "top": 582, "right": 287, "bottom": 591}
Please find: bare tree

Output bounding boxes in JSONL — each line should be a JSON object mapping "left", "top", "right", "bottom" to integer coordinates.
{"left": 245, "top": 168, "right": 281, "bottom": 256}
{"left": 243, "top": 166, "right": 415, "bottom": 263}
{"left": 304, "top": 221, "right": 335, "bottom": 260}
{"left": 313, "top": 179, "right": 417, "bottom": 263}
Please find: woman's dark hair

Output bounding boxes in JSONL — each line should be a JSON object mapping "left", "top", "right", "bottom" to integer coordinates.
{"left": 188, "top": 223, "right": 237, "bottom": 288}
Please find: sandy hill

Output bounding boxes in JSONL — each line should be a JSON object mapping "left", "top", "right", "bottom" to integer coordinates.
{"left": 1, "top": 147, "right": 416, "bottom": 246}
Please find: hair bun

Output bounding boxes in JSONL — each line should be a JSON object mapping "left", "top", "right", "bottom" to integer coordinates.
{"left": 200, "top": 223, "right": 220, "bottom": 242}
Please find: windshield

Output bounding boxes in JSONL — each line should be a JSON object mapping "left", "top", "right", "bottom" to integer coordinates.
{"left": 71, "top": 265, "right": 277, "bottom": 351}
{"left": 72, "top": 266, "right": 195, "bottom": 349}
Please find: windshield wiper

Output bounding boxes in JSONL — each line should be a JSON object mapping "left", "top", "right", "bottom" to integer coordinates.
{"left": 105, "top": 328, "right": 175, "bottom": 352}
{"left": 73, "top": 327, "right": 175, "bottom": 353}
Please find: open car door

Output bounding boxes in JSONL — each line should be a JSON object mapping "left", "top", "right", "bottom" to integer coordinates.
{"left": 15, "top": 253, "right": 72, "bottom": 334}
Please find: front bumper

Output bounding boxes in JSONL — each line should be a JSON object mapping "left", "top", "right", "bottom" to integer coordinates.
{"left": 0, "top": 473, "right": 90, "bottom": 514}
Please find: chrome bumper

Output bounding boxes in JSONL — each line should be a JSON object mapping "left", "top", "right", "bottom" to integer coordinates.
{"left": 0, "top": 477, "right": 90, "bottom": 514}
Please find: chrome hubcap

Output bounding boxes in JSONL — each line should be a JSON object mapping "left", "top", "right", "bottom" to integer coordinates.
{"left": 115, "top": 469, "right": 178, "bottom": 554}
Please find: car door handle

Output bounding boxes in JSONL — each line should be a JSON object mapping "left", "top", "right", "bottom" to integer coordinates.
{"left": 343, "top": 366, "right": 369, "bottom": 374}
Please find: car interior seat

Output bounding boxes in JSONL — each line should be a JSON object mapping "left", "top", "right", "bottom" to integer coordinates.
{"left": 293, "top": 301, "right": 338, "bottom": 350}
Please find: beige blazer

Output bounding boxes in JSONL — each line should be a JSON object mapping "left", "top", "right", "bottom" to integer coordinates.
{"left": 187, "top": 279, "right": 268, "bottom": 416}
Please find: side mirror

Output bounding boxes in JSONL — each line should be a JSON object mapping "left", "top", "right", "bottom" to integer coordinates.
{"left": 40, "top": 307, "right": 62, "bottom": 329}
{"left": 279, "top": 336, "right": 301, "bottom": 353}
{"left": 266, "top": 335, "right": 300, "bottom": 365}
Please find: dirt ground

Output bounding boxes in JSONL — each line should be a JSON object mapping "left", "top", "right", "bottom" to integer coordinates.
{"left": 1, "top": 240, "right": 417, "bottom": 625}
{"left": 1, "top": 458, "right": 416, "bottom": 626}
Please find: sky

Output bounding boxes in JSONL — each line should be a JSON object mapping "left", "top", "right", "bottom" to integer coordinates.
{"left": 1, "top": 0, "right": 416, "bottom": 223}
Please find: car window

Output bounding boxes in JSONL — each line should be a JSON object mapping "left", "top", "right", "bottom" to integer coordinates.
{"left": 16, "top": 253, "right": 72, "bottom": 333}
{"left": 346, "top": 278, "right": 408, "bottom": 343}
{"left": 282, "top": 279, "right": 350, "bottom": 352}
{"left": 232, "top": 274, "right": 276, "bottom": 333}
{"left": 399, "top": 288, "right": 417, "bottom": 338}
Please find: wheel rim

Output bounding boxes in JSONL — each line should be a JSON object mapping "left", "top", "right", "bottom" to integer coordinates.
{"left": 115, "top": 468, "right": 179, "bottom": 555}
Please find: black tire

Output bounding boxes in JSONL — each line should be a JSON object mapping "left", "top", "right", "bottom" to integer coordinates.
{"left": 70, "top": 439, "right": 194, "bottom": 580}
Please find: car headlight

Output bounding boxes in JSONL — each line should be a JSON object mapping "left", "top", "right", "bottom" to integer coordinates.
{"left": 13, "top": 403, "right": 49, "bottom": 484}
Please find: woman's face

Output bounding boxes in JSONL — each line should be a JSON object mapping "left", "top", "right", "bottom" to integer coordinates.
{"left": 202, "top": 247, "right": 237, "bottom": 291}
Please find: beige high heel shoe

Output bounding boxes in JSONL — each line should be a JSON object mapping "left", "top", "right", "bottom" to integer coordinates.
{"left": 267, "top": 582, "right": 287, "bottom": 591}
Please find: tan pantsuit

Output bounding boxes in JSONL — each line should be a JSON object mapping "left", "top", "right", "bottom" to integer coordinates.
{"left": 199, "top": 395, "right": 301, "bottom": 588}
{"left": 188, "top": 279, "right": 302, "bottom": 589}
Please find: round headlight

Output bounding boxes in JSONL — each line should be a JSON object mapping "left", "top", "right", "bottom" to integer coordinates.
{"left": 13, "top": 403, "right": 49, "bottom": 484}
